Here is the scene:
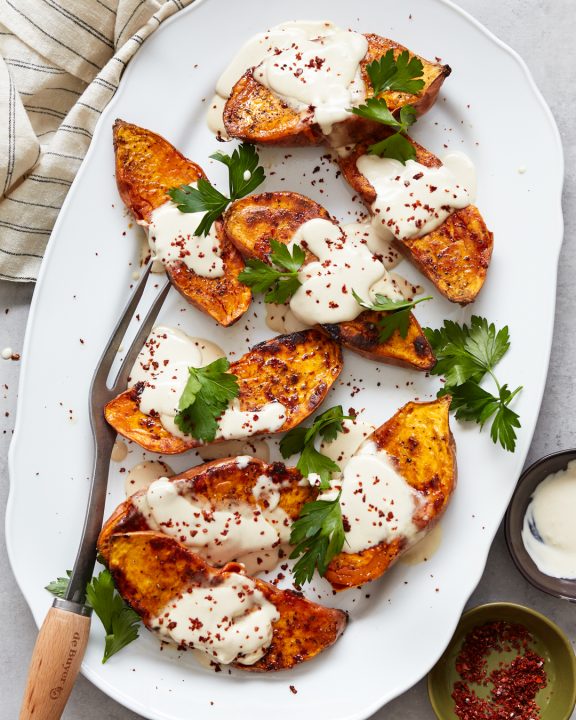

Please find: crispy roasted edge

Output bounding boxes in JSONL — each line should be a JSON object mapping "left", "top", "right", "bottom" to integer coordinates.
{"left": 224, "top": 191, "right": 435, "bottom": 369}
{"left": 98, "top": 456, "right": 313, "bottom": 563}
{"left": 113, "top": 119, "right": 251, "bottom": 326}
{"left": 324, "top": 396, "right": 457, "bottom": 590}
{"left": 338, "top": 133, "right": 494, "bottom": 305}
{"left": 107, "top": 531, "right": 347, "bottom": 671}
{"left": 104, "top": 329, "right": 343, "bottom": 454}
{"left": 223, "top": 34, "right": 450, "bottom": 146}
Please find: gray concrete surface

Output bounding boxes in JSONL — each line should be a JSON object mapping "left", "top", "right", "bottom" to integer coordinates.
{"left": 1, "top": 0, "right": 575, "bottom": 717}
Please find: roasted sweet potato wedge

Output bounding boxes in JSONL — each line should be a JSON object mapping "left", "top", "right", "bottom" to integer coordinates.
{"left": 325, "top": 396, "right": 456, "bottom": 590}
{"left": 338, "top": 134, "right": 494, "bottom": 304}
{"left": 98, "top": 456, "right": 313, "bottom": 565}
{"left": 104, "top": 329, "right": 343, "bottom": 454}
{"left": 113, "top": 119, "right": 250, "bottom": 326}
{"left": 107, "top": 532, "right": 347, "bottom": 671}
{"left": 224, "top": 192, "right": 435, "bottom": 370}
{"left": 223, "top": 35, "right": 450, "bottom": 146}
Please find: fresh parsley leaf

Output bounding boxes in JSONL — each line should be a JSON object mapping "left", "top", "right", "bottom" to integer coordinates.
{"left": 280, "top": 405, "right": 351, "bottom": 488}
{"left": 45, "top": 571, "right": 72, "bottom": 598}
{"left": 211, "top": 143, "right": 266, "bottom": 199}
{"left": 168, "top": 143, "right": 265, "bottom": 236}
{"left": 297, "top": 445, "right": 341, "bottom": 484}
{"left": 103, "top": 606, "right": 141, "bottom": 663}
{"left": 350, "top": 54, "right": 420, "bottom": 164}
{"left": 175, "top": 357, "right": 239, "bottom": 442}
{"left": 367, "top": 132, "right": 416, "bottom": 163}
{"left": 46, "top": 568, "right": 141, "bottom": 663}
{"left": 367, "top": 49, "right": 425, "bottom": 96}
{"left": 353, "top": 290, "right": 432, "bottom": 342}
{"left": 424, "top": 316, "right": 522, "bottom": 452}
{"left": 289, "top": 493, "right": 345, "bottom": 585}
{"left": 238, "top": 239, "right": 305, "bottom": 304}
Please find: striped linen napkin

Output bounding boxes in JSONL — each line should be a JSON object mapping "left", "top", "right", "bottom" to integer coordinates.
{"left": 0, "top": 0, "right": 194, "bottom": 282}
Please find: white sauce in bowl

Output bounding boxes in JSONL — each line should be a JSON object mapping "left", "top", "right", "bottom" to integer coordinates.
{"left": 150, "top": 572, "right": 279, "bottom": 665}
{"left": 521, "top": 460, "right": 576, "bottom": 579}
{"left": 356, "top": 152, "right": 475, "bottom": 241}
{"left": 210, "top": 21, "right": 368, "bottom": 136}
{"left": 148, "top": 191, "right": 224, "bottom": 278}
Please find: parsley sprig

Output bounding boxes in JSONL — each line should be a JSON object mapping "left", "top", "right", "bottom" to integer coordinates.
{"left": 350, "top": 50, "right": 424, "bottom": 163}
{"left": 238, "top": 239, "right": 305, "bottom": 304}
{"left": 282, "top": 406, "right": 351, "bottom": 586}
{"left": 46, "top": 569, "right": 140, "bottom": 663}
{"left": 289, "top": 494, "right": 345, "bottom": 586}
{"left": 367, "top": 49, "right": 426, "bottom": 96}
{"left": 167, "top": 143, "right": 265, "bottom": 236}
{"left": 280, "top": 405, "right": 352, "bottom": 489}
{"left": 353, "top": 290, "right": 432, "bottom": 342}
{"left": 423, "top": 316, "right": 522, "bottom": 452}
{"left": 175, "top": 357, "right": 239, "bottom": 442}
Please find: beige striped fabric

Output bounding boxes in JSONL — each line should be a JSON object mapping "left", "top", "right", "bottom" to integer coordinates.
{"left": 0, "top": 0, "right": 194, "bottom": 282}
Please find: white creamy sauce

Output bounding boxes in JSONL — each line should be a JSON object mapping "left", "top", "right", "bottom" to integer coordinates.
{"left": 206, "top": 94, "right": 228, "bottom": 138}
{"left": 134, "top": 475, "right": 291, "bottom": 574}
{"left": 129, "top": 327, "right": 284, "bottom": 442}
{"left": 320, "top": 417, "right": 375, "bottom": 467}
{"left": 212, "top": 21, "right": 368, "bottom": 135}
{"left": 522, "top": 460, "right": 576, "bottom": 580}
{"left": 150, "top": 572, "right": 279, "bottom": 665}
{"left": 125, "top": 460, "right": 173, "bottom": 497}
{"left": 217, "top": 400, "right": 286, "bottom": 441}
{"left": 111, "top": 439, "right": 128, "bottom": 463}
{"left": 288, "top": 218, "right": 403, "bottom": 326}
{"left": 356, "top": 154, "right": 475, "bottom": 242}
{"left": 323, "top": 440, "right": 422, "bottom": 554}
{"left": 148, "top": 193, "right": 224, "bottom": 278}
{"left": 343, "top": 222, "right": 401, "bottom": 270}
{"left": 129, "top": 326, "right": 203, "bottom": 430}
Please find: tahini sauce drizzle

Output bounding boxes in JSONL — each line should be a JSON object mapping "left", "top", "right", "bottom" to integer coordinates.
{"left": 147, "top": 190, "right": 224, "bottom": 278}
{"left": 129, "top": 326, "right": 286, "bottom": 441}
{"left": 356, "top": 152, "right": 476, "bottom": 242}
{"left": 320, "top": 440, "right": 422, "bottom": 553}
{"left": 287, "top": 218, "right": 404, "bottom": 326}
{"left": 134, "top": 471, "right": 291, "bottom": 574}
{"left": 210, "top": 21, "right": 368, "bottom": 136}
{"left": 150, "top": 572, "right": 279, "bottom": 665}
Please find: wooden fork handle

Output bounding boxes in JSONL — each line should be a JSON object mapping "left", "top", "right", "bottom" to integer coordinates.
{"left": 19, "top": 599, "right": 91, "bottom": 720}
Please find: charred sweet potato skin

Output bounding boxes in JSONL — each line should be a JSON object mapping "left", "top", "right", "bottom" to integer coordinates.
{"left": 224, "top": 192, "right": 435, "bottom": 369}
{"left": 223, "top": 35, "right": 450, "bottom": 146}
{"left": 107, "top": 532, "right": 347, "bottom": 671}
{"left": 113, "top": 119, "right": 250, "bottom": 326}
{"left": 325, "top": 396, "right": 457, "bottom": 590}
{"left": 98, "top": 457, "right": 313, "bottom": 563}
{"left": 338, "top": 134, "right": 493, "bottom": 305}
{"left": 104, "top": 329, "right": 343, "bottom": 454}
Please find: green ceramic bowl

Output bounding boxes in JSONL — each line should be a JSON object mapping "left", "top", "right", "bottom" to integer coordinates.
{"left": 428, "top": 602, "right": 576, "bottom": 720}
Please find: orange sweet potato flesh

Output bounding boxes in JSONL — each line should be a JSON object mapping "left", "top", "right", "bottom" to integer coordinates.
{"left": 104, "top": 329, "right": 343, "bottom": 454}
{"left": 325, "top": 396, "right": 457, "bottom": 590}
{"left": 223, "top": 35, "right": 450, "bottom": 146}
{"left": 338, "top": 134, "right": 494, "bottom": 304}
{"left": 107, "top": 531, "right": 347, "bottom": 671}
{"left": 224, "top": 192, "right": 435, "bottom": 370}
{"left": 98, "top": 456, "right": 313, "bottom": 563}
{"left": 113, "top": 119, "right": 250, "bottom": 326}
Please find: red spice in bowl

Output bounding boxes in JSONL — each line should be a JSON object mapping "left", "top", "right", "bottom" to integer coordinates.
{"left": 451, "top": 621, "right": 547, "bottom": 719}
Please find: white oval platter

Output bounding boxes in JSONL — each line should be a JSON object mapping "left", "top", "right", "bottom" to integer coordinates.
{"left": 7, "top": 0, "right": 563, "bottom": 718}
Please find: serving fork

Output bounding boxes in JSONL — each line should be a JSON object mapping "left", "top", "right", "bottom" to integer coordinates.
{"left": 19, "top": 264, "right": 171, "bottom": 720}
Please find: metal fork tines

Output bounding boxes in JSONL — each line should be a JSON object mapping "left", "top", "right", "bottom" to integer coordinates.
{"left": 64, "top": 264, "right": 171, "bottom": 605}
